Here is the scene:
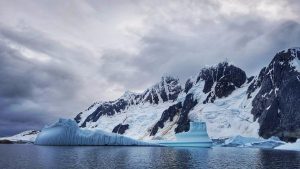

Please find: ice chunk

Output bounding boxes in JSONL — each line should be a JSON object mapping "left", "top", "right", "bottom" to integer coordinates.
{"left": 223, "top": 135, "right": 284, "bottom": 148}
{"left": 35, "top": 119, "right": 155, "bottom": 146}
{"left": 275, "top": 140, "right": 300, "bottom": 151}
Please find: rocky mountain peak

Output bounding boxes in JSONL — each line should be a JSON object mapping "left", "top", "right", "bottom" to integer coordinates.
{"left": 191, "top": 62, "right": 247, "bottom": 103}
{"left": 250, "top": 47, "right": 300, "bottom": 142}
{"left": 141, "top": 76, "right": 182, "bottom": 104}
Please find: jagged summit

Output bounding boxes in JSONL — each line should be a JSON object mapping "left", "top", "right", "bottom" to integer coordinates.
{"left": 120, "top": 90, "right": 139, "bottom": 100}
{"left": 141, "top": 76, "right": 182, "bottom": 104}
{"left": 75, "top": 75, "right": 182, "bottom": 128}
{"left": 188, "top": 62, "right": 247, "bottom": 103}
{"left": 249, "top": 47, "right": 300, "bottom": 142}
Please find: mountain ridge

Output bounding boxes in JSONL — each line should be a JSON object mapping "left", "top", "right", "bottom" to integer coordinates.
{"left": 74, "top": 48, "right": 300, "bottom": 142}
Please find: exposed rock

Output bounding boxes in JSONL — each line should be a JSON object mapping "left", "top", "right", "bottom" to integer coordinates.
{"left": 142, "top": 76, "right": 182, "bottom": 104}
{"left": 0, "top": 139, "right": 13, "bottom": 144}
{"left": 250, "top": 48, "right": 300, "bottom": 142}
{"left": 150, "top": 102, "right": 182, "bottom": 136}
{"left": 247, "top": 76, "right": 255, "bottom": 84}
{"left": 184, "top": 78, "right": 193, "bottom": 93}
{"left": 112, "top": 124, "right": 129, "bottom": 134}
{"left": 74, "top": 112, "right": 82, "bottom": 123}
{"left": 197, "top": 62, "right": 247, "bottom": 103}
{"left": 81, "top": 99, "right": 128, "bottom": 127}
{"left": 175, "top": 93, "right": 198, "bottom": 133}
{"left": 247, "top": 67, "right": 267, "bottom": 99}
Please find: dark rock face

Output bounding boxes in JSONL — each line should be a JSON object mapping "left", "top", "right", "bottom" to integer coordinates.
{"left": 142, "top": 76, "right": 182, "bottom": 104}
{"left": 150, "top": 102, "right": 182, "bottom": 136}
{"left": 80, "top": 99, "right": 129, "bottom": 127}
{"left": 250, "top": 48, "right": 300, "bottom": 142}
{"left": 175, "top": 93, "right": 198, "bottom": 133}
{"left": 112, "top": 124, "right": 129, "bottom": 134}
{"left": 197, "top": 62, "right": 247, "bottom": 103}
{"left": 0, "top": 140, "right": 13, "bottom": 144}
{"left": 74, "top": 112, "right": 82, "bottom": 123}
{"left": 247, "top": 67, "right": 267, "bottom": 99}
{"left": 23, "top": 130, "right": 40, "bottom": 136}
{"left": 247, "top": 76, "right": 255, "bottom": 83}
{"left": 184, "top": 79, "right": 193, "bottom": 93}
{"left": 151, "top": 93, "right": 197, "bottom": 136}
{"left": 215, "top": 76, "right": 236, "bottom": 98}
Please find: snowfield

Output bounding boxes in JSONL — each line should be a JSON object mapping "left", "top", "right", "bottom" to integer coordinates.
{"left": 186, "top": 81, "right": 260, "bottom": 139}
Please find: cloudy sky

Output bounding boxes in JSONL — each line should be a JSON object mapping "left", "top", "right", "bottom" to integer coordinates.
{"left": 0, "top": 0, "right": 300, "bottom": 136}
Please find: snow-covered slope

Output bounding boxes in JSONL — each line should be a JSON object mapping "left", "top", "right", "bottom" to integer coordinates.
{"left": 74, "top": 62, "right": 260, "bottom": 141}
{"left": 185, "top": 80, "right": 259, "bottom": 139}
{"left": 0, "top": 130, "right": 40, "bottom": 143}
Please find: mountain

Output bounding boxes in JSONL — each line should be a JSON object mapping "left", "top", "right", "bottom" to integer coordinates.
{"left": 74, "top": 48, "right": 300, "bottom": 142}
{"left": 248, "top": 48, "right": 300, "bottom": 142}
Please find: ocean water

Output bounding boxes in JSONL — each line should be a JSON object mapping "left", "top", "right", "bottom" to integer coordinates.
{"left": 0, "top": 144, "right": 299, "bottom": 169}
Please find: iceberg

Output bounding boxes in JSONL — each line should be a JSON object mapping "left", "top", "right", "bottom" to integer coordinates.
{"left": 35, "top": 119, "right": 155, "bottom": 146}
{"left": 275, "top": 140, "right": 300, "bottom": 151}
{"left": 222, "top": 135, "right": 284, "bottom": 148}
{"left": 151, "top": 122, "right": 213, "bottom": 147}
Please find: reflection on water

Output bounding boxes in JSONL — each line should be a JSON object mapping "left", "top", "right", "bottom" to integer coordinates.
{"left": 0, "top": 144, "right": 299, "bottom": 169}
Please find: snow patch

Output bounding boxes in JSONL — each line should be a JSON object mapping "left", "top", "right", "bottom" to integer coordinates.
{"left": 290, "top": 49, "right": 300, "bottom": 72}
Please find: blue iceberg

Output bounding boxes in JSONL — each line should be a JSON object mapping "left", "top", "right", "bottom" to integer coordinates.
{"left": 152, "top": 122, "right": 213, "bottom": 147}
{"left": 35, "top": 119, "right": 154, "bottom": 146}
{"left": 222, "top": 135, "right": 284, "bottom": 148}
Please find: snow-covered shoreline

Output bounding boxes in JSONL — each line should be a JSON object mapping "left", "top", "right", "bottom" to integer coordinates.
{"left": 0, "top": 130, "right": 39, "bottom": 144}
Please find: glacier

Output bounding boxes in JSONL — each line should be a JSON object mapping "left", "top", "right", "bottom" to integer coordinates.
{"left": 35, "top": 119, "right": 156, "bottom": 146}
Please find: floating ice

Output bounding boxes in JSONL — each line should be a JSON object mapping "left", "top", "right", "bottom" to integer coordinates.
{"left": 150, "top": 122, "right": 213, "bottom": 147}
{"left": 275, "top": 140, "right": 300, "bottom": 151}
{"left": 35, "top": 119, "right": 155, "bottom": 146}
{"left": 222, "top": 135, "right": 284, "bottom": 148}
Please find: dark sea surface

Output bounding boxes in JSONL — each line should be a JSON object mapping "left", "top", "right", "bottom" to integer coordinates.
{"left": 0, "top": 144, "right": 299, "bottom": 169}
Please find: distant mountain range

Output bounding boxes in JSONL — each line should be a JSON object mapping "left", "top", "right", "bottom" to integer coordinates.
{"left": 74, "top": 48, "right": 300, "bottom": 142}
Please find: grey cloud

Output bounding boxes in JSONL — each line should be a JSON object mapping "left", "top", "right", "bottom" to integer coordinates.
{"left": 1, "top": 0, "right": 300, "bottom": 136}
{"left": 0, "top": 28, "right": 87, "bottom": 136}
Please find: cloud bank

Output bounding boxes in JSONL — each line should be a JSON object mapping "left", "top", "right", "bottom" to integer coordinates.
{"left": 0, "top": 0, "right": 300, "bottom": 136}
